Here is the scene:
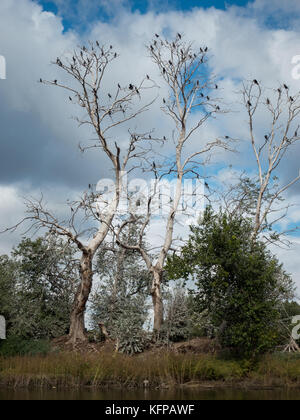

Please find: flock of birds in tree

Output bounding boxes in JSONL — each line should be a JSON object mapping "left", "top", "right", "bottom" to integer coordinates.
{"left": 38, "top": 37, "right": 298, "bottom": 145}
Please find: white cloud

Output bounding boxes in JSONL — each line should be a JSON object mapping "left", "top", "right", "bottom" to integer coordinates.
{"left": 0, "top": 0, "right": 300, "bottom": 292}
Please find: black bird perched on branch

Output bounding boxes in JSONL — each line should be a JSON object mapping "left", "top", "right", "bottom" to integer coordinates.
{"left": 118, "top": 83, "right": 121, "bottom": 89}
{"left": 146, "top": 74, "right": 150, "bottom": 79}
{"left": 129, "top": 84, "right": 134, "bottom": 90}
{"left": 290, "top": 96, "right": 294, "bottom": 102}
{"left": 177, "top": 33, "right": 182, "bottom": 39}
{"left": 247, "top": 100, "right": 252, "bottom": 107}
{"left": 54, "top": 80, "right": 57, "bottom": 85}
{"left": 253, "top": 79, "right": 259, "bottom": 85}
{"left": 155, "top": 33, "right": 159, "bottom": 38}
{"left": 108, "top": 93, "right": 112, "bottom": 98}
{"left": 204, "top": 47, "right": 208, "bottom": 52}
{"left": 69, "top": 96, "right": 72, "bottom": 101}
{"left": 264, "top": 135, "right": 269, "bottom": 141}
{"left": 266, "top": 98, "right": 270, "bottom": 105}
{"left": 39, "top": 78, "right": 43, "bottom": 83}
{"left": 96, "top": 41, "right": 99, "bottom": 47}
{"left": 163, "top": 68, "right": 166, "bottom": 74}
{"left": 284, "top": 84, "right": 289, "bottom": 90}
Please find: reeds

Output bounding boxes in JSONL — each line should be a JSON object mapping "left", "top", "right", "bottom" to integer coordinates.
{"left": 0, "top": 352, "right": 299, "bottom": 389}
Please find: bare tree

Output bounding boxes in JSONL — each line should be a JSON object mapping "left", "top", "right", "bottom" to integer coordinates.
{"left": 116, "top": 34, "right": 231, "bottom": 334}
{"left": 3, "top": 42, "right": 158, "bottom": 344}
{"left": 222, "top": 80, "right": 300, "bottom": 245}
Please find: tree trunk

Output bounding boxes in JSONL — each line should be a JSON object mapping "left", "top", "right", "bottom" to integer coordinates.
{"left": 68, "top": 252, "right": 93, "bottom": 344}
{"left": 151, "top": 271, "right": 164, "bottom": 335}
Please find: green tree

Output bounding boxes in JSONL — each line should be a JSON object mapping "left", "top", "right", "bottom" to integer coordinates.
{"left": 90, "top": 225, "right": 151, "bottom": 353}
{"left": 2, "top": 235, "right": 79, "bottom": 340}
{"left": 167, "top": 208, "right": 294, "bottom": 358}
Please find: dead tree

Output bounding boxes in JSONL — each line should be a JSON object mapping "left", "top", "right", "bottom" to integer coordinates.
{"left": 222, "top": 81, "right": 300, "bottom": 245}
{"left": 116, "top": 34, "right": 231, "bottom": 334}
{"left": 2, "top": 42, "right": 157, "bottom": 344}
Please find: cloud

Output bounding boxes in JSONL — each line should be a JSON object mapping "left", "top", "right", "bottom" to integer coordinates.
{"left": 1, "top": 0, "right": 300, "bottom": 292}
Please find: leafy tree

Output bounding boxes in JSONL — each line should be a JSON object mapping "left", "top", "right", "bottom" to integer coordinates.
{"left": 167, "top": 208, "right": 294, "bottom": 358}
{"left": 90, "top": 225, "right": 151, "bottom": 353}
{"left": 1, "top": 235, "right": 79, "bottom": 340}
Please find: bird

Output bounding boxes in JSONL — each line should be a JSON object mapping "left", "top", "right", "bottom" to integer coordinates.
{"left": 163, "top": 98, "right": 166, "bottom": 104}
{"left": 155, "top": 33, "right": 159, "bottom": 38}
{"left": 163, "top": 136, "right": 166, "bottom": 140}
{"left": 96, "top": 41, "right": 100, "bottom": 47}
{"left": 54, "top": 80, "right": 57, "bottom": 85}
{"left": 253, "top": 79, "right": 259, "bottom": 85}
{"left": 204, "top": 47, "right": 208, "bottom": 52}
{"left": 114, "top": 53, "right": 117, "bottom": 58}
{"left": 108, "top": 93, "right": 112, "bottom": 98}
{"left": 225, "top": 136, "right": 229, "bottom": 139}
{"left": 110, "top": 45, "right": 113, "bottom": 49}
{"left": 118, "top": 83, "right": 121, "bottom": 89}
{"left": 264, "top": 135, "right": 269, "bottom": 141}
{"left": 215, "top": 84, "right": 218, "bottom": 89}
{"left": 205, "top": 182, "right": 210, "bottom": 189}
{"left": 247, "top": 100, "right": 252, "bottom": 107}
{"left": 207, "top": 96, "right": 210, "bottom": 101}
{"left": 163, "top": 68, "right": 166, "bottom": 74}
{"left": 69, "top": 96, "right": 72, "bottom": 101}
{"left": 129, "top": 84, "right": 134, "bottom": 90}
{"left": 284, "top": 84, "right": 289, "bottom": 90}
{"left": 295, "top": 130, "right": 298, "bottom": 137}
{"left": 277, "top": 88, "right": 282, "bottom": 94}
{"left": 290, "top": 96, "right": 294, "bottom": 102}
{"left": 149, "top": 135, "right": 152, "bottom": 139}
{"left": 216, "top": 106, "right": 220, "bottom": 111}
{"left": 136, "top": 88, "right": 140, "bottom": 95}
{"left": 39, "top": 78, "right": 43, "bottom": 83}
{"left": 152, "top": 161, "right": 156, "bottom": 168}
{"left": 266, "top": 98, "right": 270, "bottom": 105}
{"left": 177, "top": 33, "right": 182, "bottom": 39}
{"left": 146, "top": 74, "right": 150, "bottom": 80}
{"left": 200, "top": 47, "right": 203, "bottom": 53}
{"left": 168, "top": 60, "right": 173, "bottom": 66}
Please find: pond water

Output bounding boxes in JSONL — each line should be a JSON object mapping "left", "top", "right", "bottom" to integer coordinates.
{"left": 1, "top": 387, "right": 300, "bottom": 400}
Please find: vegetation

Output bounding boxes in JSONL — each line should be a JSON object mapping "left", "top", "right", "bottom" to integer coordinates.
{"left": 0, "top": 352, "right": 300, "bottom": 389}
{"left": 167, "top": 208, "right": 295, "bottom": 358}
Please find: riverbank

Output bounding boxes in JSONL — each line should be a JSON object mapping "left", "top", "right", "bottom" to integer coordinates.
{"left": 0, "top": 351, "right": 300, "bottom": 390}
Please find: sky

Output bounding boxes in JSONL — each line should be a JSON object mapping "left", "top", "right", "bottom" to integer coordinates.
{"left": 0, "top": 0, "right": 300, "bottom": 295}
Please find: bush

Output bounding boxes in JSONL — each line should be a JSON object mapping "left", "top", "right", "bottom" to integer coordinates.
{"left": 0, "top": 336, "right": 51, "bottom": 357}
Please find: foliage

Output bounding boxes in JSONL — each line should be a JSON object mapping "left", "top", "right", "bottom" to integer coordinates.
{"left": 0, "top": 235, "right": 79, "bottom": 340}
{"left": 157, "top": 286, "right": 192, "bottom": 344}
{"left": 90, "top": 224, "right": 151, "bottom": 354}
{"left": 0, "top": 336, "right": 51, "bottom": 357}
{"left": 166, "top": 208, "right": 295, "bottom": 358}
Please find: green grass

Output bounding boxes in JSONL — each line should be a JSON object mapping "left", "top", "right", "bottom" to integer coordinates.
{"left": 0, "top": 351, "right": 300, "bottom": 389}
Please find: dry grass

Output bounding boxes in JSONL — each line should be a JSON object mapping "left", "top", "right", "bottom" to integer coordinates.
{"left": 0, "top": 352, "right": 299, "bottom": 389}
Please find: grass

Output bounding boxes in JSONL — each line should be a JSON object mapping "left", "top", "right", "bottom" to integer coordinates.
{"left": 0, "top": 351, "right": 300, "bottom": 389}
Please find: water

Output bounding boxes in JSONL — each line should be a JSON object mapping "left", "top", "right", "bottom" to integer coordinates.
{"left": 1, "top": 387, "right": 300, "bottom": 400}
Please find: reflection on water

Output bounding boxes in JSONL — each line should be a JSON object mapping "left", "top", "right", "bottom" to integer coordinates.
{"left": 1, "top": 387, "right": 300, "bottom": 400}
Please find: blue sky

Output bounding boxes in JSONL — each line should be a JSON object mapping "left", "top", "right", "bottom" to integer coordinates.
{"left": 38, "top": 0, "right": 255, "bottom": 30}
{"left": 0, "top": 0, "right": 300, "bottom": 290}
